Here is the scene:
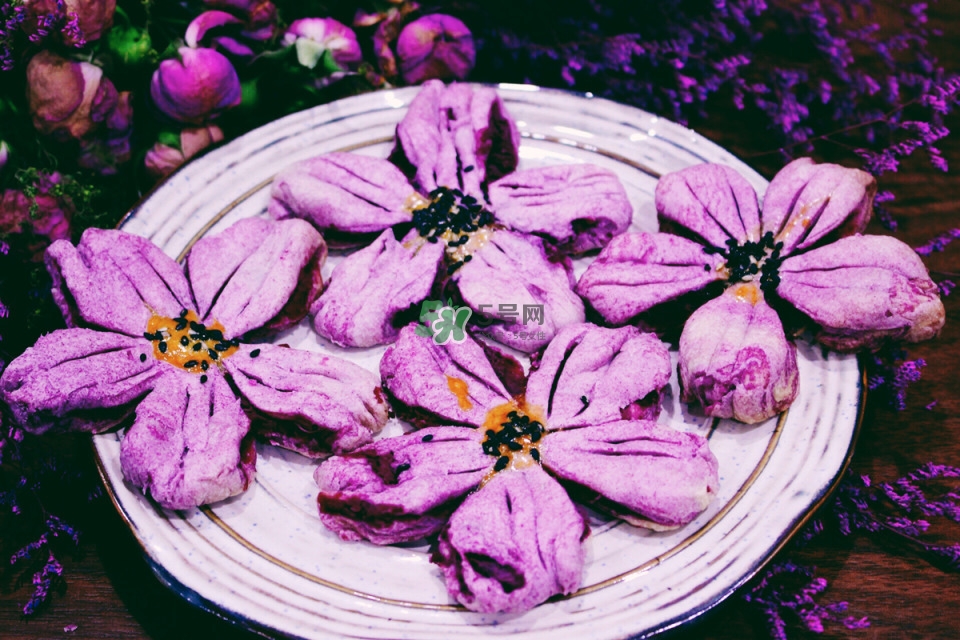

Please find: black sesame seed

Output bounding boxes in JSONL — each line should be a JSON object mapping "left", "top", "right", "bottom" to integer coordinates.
{"left": 428, "top": 236, "right": 439, "bottom": 243}
{"left": 704, "top": 264, "right": 711, "bottom": 271}
{"left": 179, "top": 308, "right": 188, "bottom": 317}
{"left": 463, "top": 255, "right": 473, "bottom": 263}
{"left": 208, "top": 350, "right": 219, "bottom": 361}
{"left": 395, "top": 463, "right": 411, "bottom": 475}
{"left": 530, "top": 430, "right": 542, "bottom": 443}
{"left": 421, "top": 434, "right": 434, "bottom": 442}
{"left": 200, "top": 375, "right": 208, "bottom": 384}
{"left": 158, "top": 341, "right": 167, "bottom": 353}
{"left": 144, "top": 331, "right": 157, "bottom": 341}
{"left": 139, "top": 353, "right": 147, "bottom": 362}
{"left": 250, "top": 348, "right": 261, "bottom": 358}
{"left": 184, "top": 360, "right": 198, "bottom": 368}
{"left": 464, "top": 165, "right": 475, "bottom": 173}
{"left": 180, "top": 336, "right": 190, "bottom": 346}
{"left": 494, "top": 456, "right": 509, "bottom": 472}
{"left": 581, "top": 395, "right": 590, "bottom": 407}
{"left": 190, "top": 321, "right": 205, "bottom": 332}
{"left": 192, "top": 343, "right": 203, "bottom": 351}
{"left": 447, "top": 261, "right": 464, "bottom": 275}
{"left": 201, "top": 361, "right": 209, "bottom": 371}
{"left": 530, "top": 448, "right": 540, "bottom": 462}
{"left": 175, "top": 319, "right": 188, "bottom": 331}
{"left": 214, "top": 342, "right": 230, "bottom": 351}
{"left": 507, "top": 441, "right": 523, "bottom": 451}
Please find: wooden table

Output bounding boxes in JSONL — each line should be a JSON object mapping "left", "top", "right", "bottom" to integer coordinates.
{"left": 3, "top": 11, "right": 960, "bottom": 640}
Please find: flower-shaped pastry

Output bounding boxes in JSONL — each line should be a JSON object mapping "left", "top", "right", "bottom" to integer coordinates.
{"left": 269, "top": 80, "right": 634, "bottom": 352}
{"left": 315, "top": 323, "right": 719, "bottom": 613}
{"left": 578, "top": 159, "right": 945, "bottom": 423}
{"left": 0, "top": 217, "right": 388, "bottom": 509}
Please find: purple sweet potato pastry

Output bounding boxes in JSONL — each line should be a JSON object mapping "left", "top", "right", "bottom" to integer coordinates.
{"left": 317, "top": 322, "right": 717, "bottom": 613}
{"left": 580, "top": 157, "right": 944, "bottom": 423}
{"left": 187, "top": 217, "right": 327, "bottom": 338}
{"left": 678, "top": 285, "right": 798, "bottom": 424}
{"left": 224, "top": 343, "right": 387, "bottom": 455}
{"left": 268, "top": 152, "right": 419, "bottom": 243}
{"left": 269, "top": 82, "right": 633, "bottom": 353}
{"left": 119, "top": 369, "right": 256, "bottom": 510}
{"left": 315, "top": 426, "right": 491, "bottom": 544}
{"left": 576, "top": 232, "right": 725, "bottom": 324}
{"left": 1, "top": 217, "right": 388, "bottom": 509}
{"left": 311, "top": 229, "right": 444, "bottom": 347}
{"left": 380, "top": 324, "right": 514, "bottom": 427}
{"left": 525, "top": 324, "right": 671, "bottom": 429}
{"left": 488, "top": 164, "right": 632, "bottom": 254}
{"left": 778, "top": 235, "right": 945, "bottom": 350}
{"left": 433, "top": 465, "right": 585, "bottom": 613}
{"left": 391, "top": 80, "right": 519, "bottom": 200}
{"left": 453, "top": 230, "right": 585, "bottom": 352}
{"left": 542, "top": 420, "right": 718, "bottom": 530}
{"left": 0, "top": 329, "right": 163, "bottom": 434}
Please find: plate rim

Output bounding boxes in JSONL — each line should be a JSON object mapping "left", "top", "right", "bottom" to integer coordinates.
{"left": 95, "top": 82, "right": 865, "bottom": 638}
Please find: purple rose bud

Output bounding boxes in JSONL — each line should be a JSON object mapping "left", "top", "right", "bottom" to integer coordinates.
{"left": 396, "top": 14, "right": 475, "bottom": 85}
{"left": 150, "top": 47, "right": 242, "bottom": 123}
{"left": 185, "top": 11, "right": 254, "bottom": 59}
{"left": 282, "top": 18, "right": 362, "bottom": 70}
{"left": 145, "top": 125, "right": 224, "bottom": 179}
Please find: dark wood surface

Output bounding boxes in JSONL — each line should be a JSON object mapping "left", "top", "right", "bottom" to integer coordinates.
{"left": 3, "top": 7, "right": 960, "bottom": 640}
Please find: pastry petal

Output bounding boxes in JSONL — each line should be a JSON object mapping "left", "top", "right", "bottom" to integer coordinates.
{"left": 224, "top": 343, "right": 388, "bottom": 455}
{"left": 525, "top": 324, "right": 671, "bottom": 429}
{"left": 542, "top": 420, "right": 718, "bottom": 530}
{"left": 315, "top": 426, "right": 491, "bottom": 544}
{"left": 489, "top": 164, "right": 632, "bottom": 255}
{"left": 268, "top": 152, "right": 418, "bottom": 241}
{"left": 576, "top": 232, "right": 725, "bottom": 324}
{"left": 310, "top": 229, "right": 444, "bottom": 348}
{"left": 433, "top": 465, "right": 584, "bottom": 613}
{"left": 454, "top": 230, "right": 585, "bottom": 352}
{"left": 45, "top": 229, "right": 195, "bottom": 337}
{"left": 391, "top": 80, "right": 519, "bottom": 201}
{"left": 187, "top": 217, "right": 327, "bottom": 339}
{"left": 679, "top": 285, "right": 798, "bottom": 423}
{"left": 654, "top": 163, "right": 761, "bottom": 246}
{"left": 778, "top": 234, "right": 945, "bottom": 351}
{"left": 761, "top": 157, "right": 875, "bottom": 255}
{"left": 119, "top": 368, "right": 256, "bottom": 509}
{"left": 0, "top": 328, "right": 163, "bottom": 434}
{"left": 380, "top": 325, "right": 516, "bottom": 428}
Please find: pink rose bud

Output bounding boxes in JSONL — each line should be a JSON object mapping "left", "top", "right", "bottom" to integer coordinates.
{"left": 185, "top": 10, "right": 255, "bottom": 58}
{"left": 204, "top": 0, "right": 278, "bottom": 41}
{"left": 396, "top": 14, "right": 475, "bottom": 85}
{"left": 145, "top": 125, "right": 224, "bottom": 179}
{"left": 26, "top": 50, "right": 104, "bottom": 140}
{"left": 282, "top": 18, "right": 363, "bottom": 71}
{"left": 150, "top": 47, "right": 242, "bottom": 123}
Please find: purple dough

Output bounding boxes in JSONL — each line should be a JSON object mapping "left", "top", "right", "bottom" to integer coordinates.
{"left": 654, "top": 163, "right": 761, "bottom": 247}
{"left": 678, "top": 286, "right": 799, "bottom": 424}
{"left": 576, "top": 232, "right": 725, "bottom": 324}
{"left": 224, "top": 343, "right": 389, "bottom": 455}
{"left": 542, "top": 420, "right": 718, "bottom": 530}
{"left": 453, "top": 229, "right": 585, "bottom": 352}
{"left": 778, "top": 234, "right": 945, "bottom": 351}
{"left": 120, "top": 369, "right": 256, "bottom": 510}
{"left": 391, "top": 80, "right": 519, "bottom": 200}
{"left": 46, "top": 228, "right": 195, "bottom": 336}
{"left": 380, "top": 325, "right": 514, "bottom": 427}
{"left": 187, "top": 217, "right": 327, "bottom": 339}
{"left": 432, "top": 465, "right": 585, "bottom": 613}
{"left": 0, "top": 328, "right": 164, "bottom": 434}
{"left": 525, "top": 323, "right": 671, "bottom": 429}
{"left": 311, "top": 229, "right": 444, "bottom": 348}
{"left": 760, "top": 157, "right": 875, "bottom": 254}
{"left": 489, "top": 164, "right": 632, "bottom": 255}
{"left": 315, "top": 426, "right": 492, "bottom": 544}
{"left": 268, "top": 152, "right": 418, "bottom": 241}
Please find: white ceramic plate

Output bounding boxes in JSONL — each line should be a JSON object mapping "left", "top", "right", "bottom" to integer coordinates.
{"left": 94, "top": 84, "right": 862, "bottom": 639}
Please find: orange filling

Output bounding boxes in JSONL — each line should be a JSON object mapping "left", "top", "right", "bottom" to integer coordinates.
{"left": 480, "top": 399, "right": 546, "bottom": 483}
{"left": 730, "top": 282, "right": 761, "bottom": 305}
{"left": 445, "top": 375, "right": 474, "bottom": 410}
{"left": 145, "top": 310, "right": 238, "bottom": 373}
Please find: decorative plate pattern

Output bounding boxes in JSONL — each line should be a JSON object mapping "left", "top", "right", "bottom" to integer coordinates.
{"left": 94, "top": 84, "right": 862, "bottom": 639}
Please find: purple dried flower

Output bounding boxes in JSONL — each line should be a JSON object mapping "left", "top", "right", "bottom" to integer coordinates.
{"left": 915, "top": 227, "right": 960, "bottom": 256}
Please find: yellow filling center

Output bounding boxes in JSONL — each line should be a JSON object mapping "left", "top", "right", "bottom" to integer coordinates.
{"left": 145, "top": 310, "right": 238, "bottom": 372}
